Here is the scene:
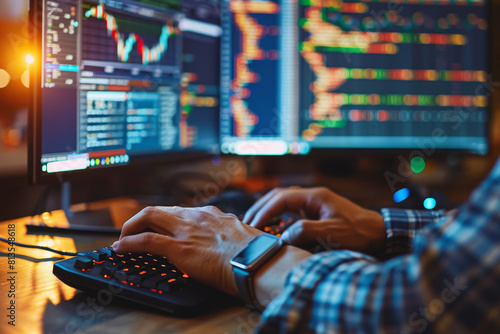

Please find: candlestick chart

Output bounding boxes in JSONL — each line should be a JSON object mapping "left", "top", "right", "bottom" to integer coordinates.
{"left": 82, "top": 4, "right": 178, "bottom": 66}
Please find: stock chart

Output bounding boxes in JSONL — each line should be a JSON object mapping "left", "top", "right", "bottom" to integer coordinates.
{"left": 82, "top": 3, "right": 178, "bottom": 66}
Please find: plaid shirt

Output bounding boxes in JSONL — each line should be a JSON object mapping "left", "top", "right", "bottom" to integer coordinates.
{"left": 257, "top": 159, "right": 500, "bottom": 333}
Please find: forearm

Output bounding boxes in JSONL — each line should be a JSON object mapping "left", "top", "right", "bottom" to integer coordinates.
{"left": 256, "top": 251, "right": 424, "bottom": 333}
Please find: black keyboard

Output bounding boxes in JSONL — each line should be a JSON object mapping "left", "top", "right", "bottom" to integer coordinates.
{"left": 52, "top": 197, "right": 299, "bottom": 316}
{"left": 53, "top": 246, "right": 222, "bottom": 315}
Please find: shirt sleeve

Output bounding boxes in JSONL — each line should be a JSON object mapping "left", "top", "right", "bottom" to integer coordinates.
{"left": 381, "top": 208, "right": 447, "bottom": 256}
{"left": 256, "top": 158, "right": 500, "bottom": 333}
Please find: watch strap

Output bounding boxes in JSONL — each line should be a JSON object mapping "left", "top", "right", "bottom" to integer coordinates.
{"left": 231, "top": 235, "right": 283, "bottom": 311}
{"left": 233, "top": 266, "right": 265, "bottom": 311}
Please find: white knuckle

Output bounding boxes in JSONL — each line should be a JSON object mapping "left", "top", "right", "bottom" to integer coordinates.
{"left": 141, "top": 206, "right": 157, "bottom": 216}
{"left": 205, "top": 205, "right": 222, "bottom": 213}
{"left": 314, "top": 187, "right": 332, "bottom": 199}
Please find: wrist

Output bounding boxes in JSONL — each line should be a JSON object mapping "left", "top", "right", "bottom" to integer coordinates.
{"left": 359, "top": 209, "right": 386, "bottom": 255}
{"left": 253, "top": 245, "right": 312, "bottom": 309}
{"left": 230, "top": 234, "right": 284, "bottom": 309}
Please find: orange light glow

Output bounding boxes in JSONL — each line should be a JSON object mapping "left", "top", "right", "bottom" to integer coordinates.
{"left": 21, "top": 69, "right": 30, "bottom": 88}
{"left": 0, "top": 69, "right": 11, "bottom": 88}
{"left": 26, "top": 54, "right": 35, "bottom": 64}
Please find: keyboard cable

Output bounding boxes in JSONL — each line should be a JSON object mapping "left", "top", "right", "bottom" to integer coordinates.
{"left": 0, "top": 236, "right": 82, "bottom": 256}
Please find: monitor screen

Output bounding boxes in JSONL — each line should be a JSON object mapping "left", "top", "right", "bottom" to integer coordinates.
{"left": 29, "top": 0, "right": 221, "bottom": 183}
{"left": 220, "top": 0, "right": 489, "bottom": 155}
{"left": 220, "top": 0, "right": 306, "bottom": 155}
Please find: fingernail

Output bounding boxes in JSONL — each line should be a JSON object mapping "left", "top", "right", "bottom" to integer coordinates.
{"left": 112, "top": 241, "right": 118, "bottom": 250}
{"left": 281, "top": 231, "right": 289, "bottom": 241}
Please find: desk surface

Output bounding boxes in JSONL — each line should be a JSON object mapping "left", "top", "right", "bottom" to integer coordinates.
{"left": 0, "top": 204, "right": 256, "bottom": 334}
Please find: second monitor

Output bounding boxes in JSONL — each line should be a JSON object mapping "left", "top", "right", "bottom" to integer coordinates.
{"left": 220, "top": 0, "right": 489, "bottom": 155}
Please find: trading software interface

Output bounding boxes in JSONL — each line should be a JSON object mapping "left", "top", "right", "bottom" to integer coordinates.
{"left": 221, "top": 0, "right": 489, "bottom": 155}
{"left": 40, "top": 0, "right": 221, "bottom": 174}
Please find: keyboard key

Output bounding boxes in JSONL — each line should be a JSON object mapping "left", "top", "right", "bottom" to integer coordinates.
{"left": 74, "top": 257, "right": 94, "bottom": 270}
{"left": 129, "top": 275, "right": 144, "bottom": 285}
{"left": 88, "top": 250, "right": 108, "bottom": 262}
{"left": 114, "top": 262, "right": 126, "bottom": 270}
{"left": 157, "top": 278, "right": 183, "bottom": 293}
{"left": 117, "top": 266, "right": 142, "bottom": 276}
{"left": 100, "top": 247, "right": 115, "bottom": 257}
{"left": 178, "top": 277, "right": 189, "bottom": 286}
{"left": 100, "top": 264, "right": 117, "bottom": 277}
{"left": 159, "top": 272, "right": 177, "bottom": 280}
{"left": 142, "top": 275, "right": 167, "bottom": 290}
{"left": 129, "top": 269, "right": 156, "bottom": 285}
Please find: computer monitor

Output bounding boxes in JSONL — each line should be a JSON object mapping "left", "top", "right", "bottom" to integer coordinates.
{"left": 29, "top": 0, "right": 221, "bottom": 185}
{"left": 220, "top": 0, "right": 489, "bottom": 155}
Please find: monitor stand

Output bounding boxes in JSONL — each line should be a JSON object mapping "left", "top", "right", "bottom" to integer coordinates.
{"left": 26, "top": 182, "right": 121, "bottom": 234}
{"left": 61, "top": 182, "right": 119, "bottom": 231}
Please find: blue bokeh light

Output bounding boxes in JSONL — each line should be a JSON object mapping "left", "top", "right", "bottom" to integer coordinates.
{"left": 423, "top": 198, "right": 437, "bottom": 210}
{"left": 393, "top": 188, "right": 410, "bottom": 203}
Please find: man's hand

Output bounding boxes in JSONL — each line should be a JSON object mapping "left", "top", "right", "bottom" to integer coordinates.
{"left": 113, "top": 206, "right": 262, "bottom": 296}
{"left": 243, "top": 187, "right": 385, "bottom": 255}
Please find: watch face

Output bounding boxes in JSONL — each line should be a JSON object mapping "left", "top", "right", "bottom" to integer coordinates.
{"left": 231, "top": 234, "right": 280, "bottom": 268}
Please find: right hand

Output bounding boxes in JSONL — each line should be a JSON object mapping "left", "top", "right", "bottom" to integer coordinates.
{"left": 243, "top": 187, "right": 386, "bottom": 255}
{"left": 114, "top": 206, "right": 262, "bottom": 296}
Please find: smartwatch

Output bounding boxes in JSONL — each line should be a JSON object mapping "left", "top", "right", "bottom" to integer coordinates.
{"left": 230, "top": 234, "right": 283, "bottom": 311}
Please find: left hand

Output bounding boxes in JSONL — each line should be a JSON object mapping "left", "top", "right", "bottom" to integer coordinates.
{"left": 113, "top": 206, "right": 263, "bottom": 296}
{"left": 244, "top": 187, "right": 385, "bottom": 255}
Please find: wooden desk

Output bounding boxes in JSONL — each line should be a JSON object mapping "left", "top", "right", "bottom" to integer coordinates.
{"left": 0, "top": 206, "right": 257, "bottom": 334}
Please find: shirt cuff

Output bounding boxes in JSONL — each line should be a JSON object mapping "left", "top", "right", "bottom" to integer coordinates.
{"left": 381, "top": 208, "right": 446, "bottom": 256}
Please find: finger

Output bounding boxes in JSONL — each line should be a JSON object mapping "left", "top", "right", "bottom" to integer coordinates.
{"left": 249, "top": 189, "right": 319, "bottom": 229}
{"left": 120, "top": 206, "right": 186, "bottom": 240}
{"left": 280, "top": 219, "right": 322, "bottom": 245}
{"left": 113, "top": 232, "right": 176, "bottom": 256}
{"left": 281, "top": 219, "right": 344, "bottom": 251}
{"left": 243, "top": 188, "right": 281, "bottom": 224}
